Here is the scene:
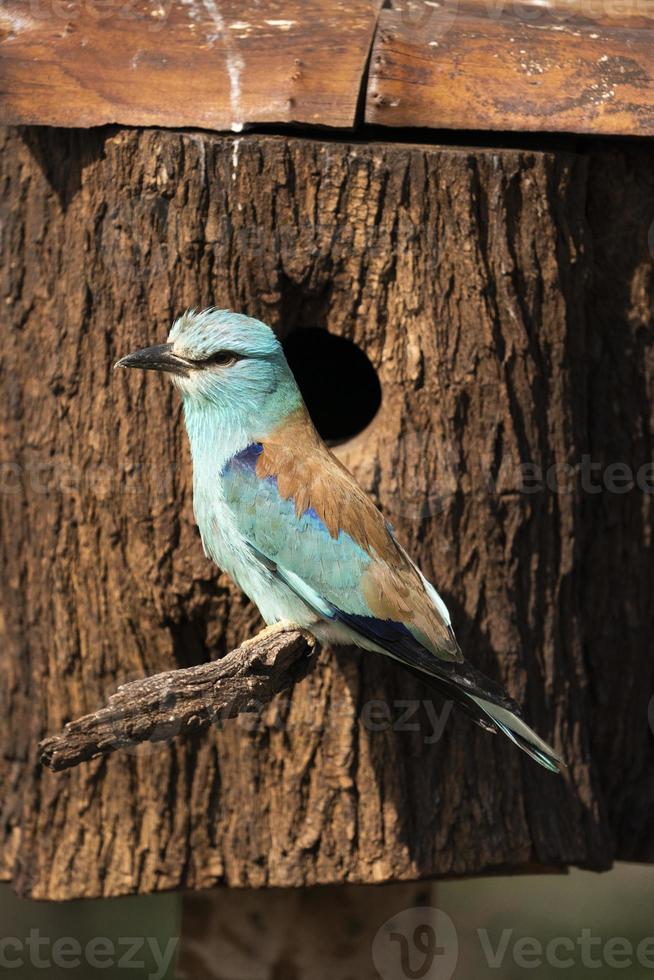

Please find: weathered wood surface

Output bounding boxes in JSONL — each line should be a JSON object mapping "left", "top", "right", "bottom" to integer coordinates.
{"left": 40, "top": 625, "right": 316, "bottom": 772}
{"left": 367, "top": 0, "right": 654, "bottom": 135}
{"left": 0, "top": 127, "right": 652, "bottom": 899}
{"left": 0, "top": 0, "right": 382, "bottom": 130}
{"left": 2, "top": 0, "right": 654, "bottom": 136}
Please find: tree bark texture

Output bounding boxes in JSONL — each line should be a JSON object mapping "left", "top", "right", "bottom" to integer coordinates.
{"left": 0, "top": 126, "right": 652, "bottom": 899}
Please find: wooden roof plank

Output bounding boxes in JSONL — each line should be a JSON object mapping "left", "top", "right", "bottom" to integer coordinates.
{"left": 365, "top": 0, "right": 654, "bottom": 136}
{"left": 0, "top": 0, "right": 383, "bottom": 130}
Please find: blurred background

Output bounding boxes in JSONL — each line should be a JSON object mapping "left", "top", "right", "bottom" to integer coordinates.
{"left": 2, "top": 863, "right": 653, "bottom": 979}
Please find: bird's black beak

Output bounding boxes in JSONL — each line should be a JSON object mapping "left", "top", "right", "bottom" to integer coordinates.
{"left": 114, "top": 343, "right": 191, "bottom": 378}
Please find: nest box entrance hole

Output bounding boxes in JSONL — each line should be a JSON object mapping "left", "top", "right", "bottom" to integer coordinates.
{"left": 282, "top": 329, "right": 382, "bottom": 445}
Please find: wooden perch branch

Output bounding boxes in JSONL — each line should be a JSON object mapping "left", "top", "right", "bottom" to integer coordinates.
{"left": 40, "top": 625, "right": 317, "bottom": 773}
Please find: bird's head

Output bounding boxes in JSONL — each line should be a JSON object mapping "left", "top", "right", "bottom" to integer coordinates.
{"left": 115, "top": 309, "right": 302, "bottom": 436}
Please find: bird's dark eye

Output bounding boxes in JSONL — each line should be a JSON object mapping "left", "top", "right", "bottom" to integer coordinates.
{"left": 197, "top": 350, "right": 240, "bottom": 368}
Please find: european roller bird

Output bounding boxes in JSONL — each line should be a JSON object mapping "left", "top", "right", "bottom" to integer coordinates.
{"left": 116, "top": 309, "right": 562, "bottom": 772}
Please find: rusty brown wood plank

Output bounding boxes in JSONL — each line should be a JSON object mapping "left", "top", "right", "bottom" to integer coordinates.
{"left": 0, "top": 0, "right": 382, "bottom": 130}
{"left": 366, "top": 0, "right": 654, "bottom": 135}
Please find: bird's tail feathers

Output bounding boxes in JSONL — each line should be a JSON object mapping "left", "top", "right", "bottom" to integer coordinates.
{"left": 469, "top": 694, "right": 564, "bottom": 773}
{"left": 258, "top": 559, "right": 563, "bottom": 773}
{"left": 373, "top": 646, "right": 564, "bottom": 773}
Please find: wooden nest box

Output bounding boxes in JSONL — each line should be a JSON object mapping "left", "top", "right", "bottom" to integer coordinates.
{"left": 0, "top": 0, "right": 653, "bottom": 910}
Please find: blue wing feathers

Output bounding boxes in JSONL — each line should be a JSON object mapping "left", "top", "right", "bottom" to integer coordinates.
{"left": 222, "top": 445, "right": 518, "bottom": 712}
{"left": 326, "top": 607, "right": 517, "bottom": 709}
{"left": 228, "top": 443, "right": 263, "bottom": 468}
{"left": 223, "top": 445, "right": 373, "bottom": 609}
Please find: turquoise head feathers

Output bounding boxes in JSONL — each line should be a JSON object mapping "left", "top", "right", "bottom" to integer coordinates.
{"left": 117, "top": 308, "right": 303, "bottom": 448}
{"left": 167, "top": 308, "right": 301, "bottom": 422}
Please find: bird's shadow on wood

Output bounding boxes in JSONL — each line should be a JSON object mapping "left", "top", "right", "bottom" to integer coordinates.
{"left": 332, "top": 597, "right": 587, "bottom": 875}
{"left": 330, "top": 629, "right": 500, "bottom": 874}
{"left": 580, "top": 146, "right": 654, "bottom": 849}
